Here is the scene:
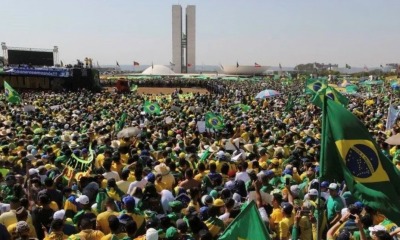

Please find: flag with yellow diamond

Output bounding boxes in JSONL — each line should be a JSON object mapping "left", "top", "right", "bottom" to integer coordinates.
{"left": 321, "top": 98, "right": 400, "bottom": 225}
{"left": 219, "top": 201, "right": 270, "bottom": 240}
{"left": 4, "top": 81, "right": 21, "bottom": 104}
{"left": 312, "top": 86, "right": 349, "bottom": 107}
{"left": 305, "top": 77, "right": 328, "bottom": 94}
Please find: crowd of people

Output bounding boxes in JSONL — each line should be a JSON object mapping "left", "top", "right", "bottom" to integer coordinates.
{"left": 0, "top": 77, "right": 398, "bottom": 240}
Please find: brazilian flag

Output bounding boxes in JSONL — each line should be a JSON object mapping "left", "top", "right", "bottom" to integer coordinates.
{"left": 205, "top": 112, "right": 225, "bottom": 130}
{"left": 130, "top": 84, "right": 138, "bottom": 92}
{"left": 312, "top": 86, "right": 348, "bottom": 107}
{"left": 305, "top": 77, "right": 327, "bottom": 94}
{"left": 231, "top": 103, "right": 251, "bottom": 112}
{"left": 284, "top": 94, "right": 295, "bottom": 112}
{"left": 219, "top": 201, "right": 270, "bottom": 240}
{"left": 320, "top": 98, "right": 400, "bottom": 226}
{"left": 115, "top": 112, "right": 127, "bottom": 132}
{"left": 144, "top": 101, "right": 160, "bottom": 115}
{"left": 4, "top": 81, "right": 21, "bottom": 104}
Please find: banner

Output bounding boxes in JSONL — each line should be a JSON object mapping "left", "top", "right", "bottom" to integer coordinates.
{"left": 4, "top": 67, "right": 72, "bottom": 77}
{"left": 63, "top": 145, "right": 94, "bottom": 181}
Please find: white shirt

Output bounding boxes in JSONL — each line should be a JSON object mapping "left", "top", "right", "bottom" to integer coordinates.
{"left": 127, "top": 178, "right": 148, "bottom": 195}
{"left": 219, "top": 212, "right": 230, "bottom": 221}
{"left": 235, "top": 171, "right": 250, "bottom": 183}
{"left": 102, "top": 171, "right": 120, "bottom": 181}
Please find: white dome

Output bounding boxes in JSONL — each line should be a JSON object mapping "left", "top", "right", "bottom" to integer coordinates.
{"left": 142, "top": 65, "right": 175, "bottom": 75}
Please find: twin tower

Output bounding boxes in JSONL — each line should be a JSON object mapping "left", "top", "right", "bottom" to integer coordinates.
{"left": 172, "top": 5, "right": 196, "bottom": 73}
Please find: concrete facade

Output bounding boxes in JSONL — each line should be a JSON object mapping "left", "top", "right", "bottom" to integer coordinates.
{"left": 172, "top": 5, "right": 182, "bottom": 73}
{"left": 186, "top": 5, "right": 196, "bottom": 73}
{"left": 171, "top": 5, "right": 195, "bottom": 73}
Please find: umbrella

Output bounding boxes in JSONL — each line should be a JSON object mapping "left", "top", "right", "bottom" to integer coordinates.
{"left": 391, "top": 83, "right": 400, "bottom": 90}
{"left": 255, "top": 89, "right": 280, "bottom": 99}
{"left": 23, "top": 105, "right": 36, "bottom": 112}
{"left": 385, "top": 134, "right": 400, "bottom": 145}
{"left": 117, "top": 127, "right": 141, "bottom": 138}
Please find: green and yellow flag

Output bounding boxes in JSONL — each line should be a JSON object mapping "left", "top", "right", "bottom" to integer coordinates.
{"left": 219, "top": 201, "right": 270, "bottom": 240}
{"left": 205, "top": 112, "right": 225, "bottom": 130}
{"left": 320, "top": 99, "right": 400, "bottom": 226}
{"left": 144, "top": 101, "right": 160, "bottom": 115}
{"left": 312, "top": 86, "right": 348, "bottom": 107}
{"left": 4, "top": 81, "right": 21, "bottom": 104}
{"left": 305, "top": 77, "right": 328, "bottom": 94}
{"left": 130, "top": 84, "right": 138, "bottom": 92}
{"left": 231, "top": 103, "right": 251, "bottom": 112}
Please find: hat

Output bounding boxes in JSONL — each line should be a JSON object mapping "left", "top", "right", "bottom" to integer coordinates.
{"left": 264, "top": 170, "right": 274, "bottom": 177}
{"left": 281, "top": 202, "right": 293, "bottom": 213}
{"left": 146, "top": 228, "right": 158, "bottom": 240}
{"left": 53, "top": 210, "right": 66, "bottom": 220}
{"left": 122, "top": 196, "right": 135, "bottom": 207}
{"left": 201, "top": 195, "right": 213, "bottom": 205}
{"left": 28, "top": 168, "right": 39, "bottom": 176}
{"left": 213, "top": 198, "right": 225, "bottom": 207}
{"left": 328, "top": 183, "right": 339, "bottom": 191}
{"left": 166, "top": 227, "right": 178, "bottom": 239}
{"left": 118, "top": 214, "right": 133, "bottom": 224}
{"left": 168, "top": 200, "right": 183, "bottom": 210}
{"left": 243, "top": 144, "right": 254, "bottom": 153}
{"left": 111, "top": 140, "right": 120, "bottom": 149}
{"left": 321, "top": 181, "right": 330, "bottom": 188}
{"left": 69, "top": 141, "right": 79, "bottom": 149}
{"left": 154, "top": 163, "right": 170, "bottom": 175}
{"left": 76, "top": 195, "right": 89, "bottom": 205}
{"left": 368, "top": 225, "right": 386, "bottom": 232}
{"left": 16, "top": 221, "right": 30, "bottom": 233}
{"left": 61, "top": 134, "right": 71, "bottom": 142}
{"left": 209, "top": 144, "right": 220, "bottom": 153}
{"left": 308, "top": 189, "right": 318, "bottom": 196}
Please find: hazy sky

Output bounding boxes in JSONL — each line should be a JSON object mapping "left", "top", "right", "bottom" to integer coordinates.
{"left": 2, "top": 0, "right": 400, "bottom": 67}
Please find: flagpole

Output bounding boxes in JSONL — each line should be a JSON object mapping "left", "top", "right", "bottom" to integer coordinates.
{"left": 317, "top": 93, "right": 328, "bottom": 239}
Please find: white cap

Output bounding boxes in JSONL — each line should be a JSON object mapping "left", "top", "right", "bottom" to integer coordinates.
{"left": 368, "top": 225, "right": 386, "bottom": 232}
{"left": 26, "top": 154, "right": 35, "bottom": 161}
{"left": 308, "top": 189, "right": 319, "bottom": 196}
{"left": 216, "top": 150, "right": 225, "bottom": 158}
{"left": 76, "top": 195, "right": 89, "bottom": 205}
{"left": 146, "top": 228, "right": 158, "bottom": 240}
{"left": 328, "top": 183, "right": 339, "bottom": 191}
{"left": 53, "top": 210, "right": 66, "bottom": 220}
{"left": 28, "top": 168, "right": 39, "bottom": 176}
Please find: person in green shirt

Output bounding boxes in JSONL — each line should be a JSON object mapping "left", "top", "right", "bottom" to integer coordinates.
{"left": 326, "top": 183, "right": 345, "bottom": 226}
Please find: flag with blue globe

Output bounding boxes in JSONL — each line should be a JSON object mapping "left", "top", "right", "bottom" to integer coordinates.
{"left": 144, "top": 101, "right": 160, "bottom": 115}
{"left": 205, "top": 112, "right": 225, "bottom": 130}
{"left": 4, "top": 81, "right": 21, "bottom": 104}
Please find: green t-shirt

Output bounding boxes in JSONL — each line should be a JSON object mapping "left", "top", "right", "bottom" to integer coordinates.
{"left": 326, "top": 195, "right": 345, "bottom": 222}
{"left": 352, "top": 229, "right": 370, "bottom": 240}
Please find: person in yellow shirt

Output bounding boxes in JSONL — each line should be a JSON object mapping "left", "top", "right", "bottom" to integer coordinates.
{"left": 96, "top": 198, "right": 120, "bottom": 235}
{"left": 77, "top": 217, "right": 105, "bottom": 240}
{"left": 269, "top": 193, "right": 284, "bottom": 236}
{"left": 44, "top": 219, "right": 68, "bottom": 240}
{"left": 116, "top": 169, "right": 132, "bottom": 194}
{"left": 7, "top": 207, "right": 37, "bottom": 239}
{"left": 278, "top": 202, "right": 294, "bottom": 240}
{"left": 100, "top": 215, "right": 128, "bottom": 240}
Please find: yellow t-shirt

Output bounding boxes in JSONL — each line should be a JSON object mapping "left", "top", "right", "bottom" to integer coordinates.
{"left": 298, "top": 216, "right": 313, "bottom": 240}
{"left": 78, "top": 229, "right": 105, "bottom": 240}
{"left": 96, "top": 210, "right": 119, "bottom": 234}
{"left": 7, "top": 222, "right": 37, "bottom": 239}
{"left": 101, "top": 233, "right": 127, "bottom": 240}
{"left": 278, "top": 217, "right": 291, "bottom": 239}
{"left": 116, "top": 180, "right": 132, "bottom": 194}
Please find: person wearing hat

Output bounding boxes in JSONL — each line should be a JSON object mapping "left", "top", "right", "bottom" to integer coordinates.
{"left": 154, "top": 163, "right": 175, "bottom": 192}
{"left": 14, "top": 221, "right": 33, "bottom": 240}
{"left": 120, "top": 196, "right": 146, "bottom": 237}
{"left": 167, "top": 201, "right": 184, "bottom": 223}
{"left": 7, "top": 207, "right": 37, "bottom": 239}
{"left": 73, "top": 195, "right": 96, "bottom": 229}
{"left": 204, "top": 199, "right": 225, "bottom": 238}
{"left": 327, "top": 183, "right": 346, "bottom": 227}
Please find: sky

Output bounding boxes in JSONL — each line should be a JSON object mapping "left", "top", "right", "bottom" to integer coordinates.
{"left": 2, "top": 0, "right": 400, "bottom": 67}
